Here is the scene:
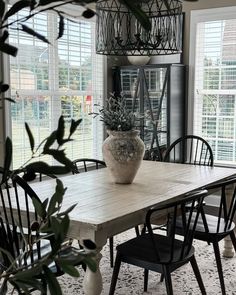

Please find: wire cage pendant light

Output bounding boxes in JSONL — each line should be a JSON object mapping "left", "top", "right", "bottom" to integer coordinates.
{"left": 96, "top": 0, "right": 183, "bottom": 56}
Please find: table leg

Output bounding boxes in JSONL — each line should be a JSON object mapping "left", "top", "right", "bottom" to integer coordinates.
{"left": 223, "top": 183, "right": 235, "bottom": 258}
{"left": 83, "top": 246, "right": 103, "bottom": 295}
{"left": 223, "top": 233, "right": 235, "bottom": 258}
{"left": 81, "top": 232, "right": 107, "bottom": 295}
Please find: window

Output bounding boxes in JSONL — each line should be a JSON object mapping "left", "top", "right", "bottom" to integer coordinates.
{"left": 7, "top": 9, "right": 104, "bottom": 169}
{"left": 190, "top": 7, "right": 236, "bottom": 165}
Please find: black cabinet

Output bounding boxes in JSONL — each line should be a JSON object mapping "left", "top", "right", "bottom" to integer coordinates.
{"left": 113, "top": 64, "right": 186, "bottom": 160}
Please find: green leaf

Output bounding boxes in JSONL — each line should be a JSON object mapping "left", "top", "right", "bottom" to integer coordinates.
{"left": 3, "top": 0, "right": 30, "bottom": 21}
{"left": 12, "top": 278, "right": 43, "bottom": 293}
{"left": 58, "top": 262, "right": 80, "bottom": 277}
{"left": 0, "top": 82, "right": 9, "bottom": 93}
{"left": 56, "top": 116, "right": 65, "bottom": 145}
{"left": 55, "top": 178, "right": 66, "bottom": 198}
{"left": 61, "top": 214, "right": 70, "bottom": 231}
{"left": 47, "top": 179, "right": 66, "bottom": 215}
{"left": 0, "top": 30, "right": 8, "bottom": 43}
{"left": 83, "top": 239, "right": 96, "bottom": 250}
{"left": 2, "top": 137, "right": 12, "bottom": 184}
{"left": 30, "top": 0, "right": 37, "bottom": 10}
{"left": 43, "top": 266, "right": 62, "bottom": 295}
{"left": 25, "top": 122, "right": 35, "bottom": 152}
{"left": 50, "top": 216, "right": 61, "bottom": 237}
{"left": 83, "top": 256, "right": 97, "bottom": 272}
{"left": 48, "top": 193, "right": 59, "bottom": 216}
{"left": 43, "top": 131, "right": 57, "bottom": 151}
{"left": 82, "top": 9, "right": 95, "bottom": 19}
{"left": 38, "top": 0, "right": 56, "bottom": 5}
{"left": 21, "top": 24, "right": 50, "bottom": 44}
{"left": 25, "top": 161, "right": 70, "bottom": 175}
{"left": 4, "top": 97, "right": 15, "bottom": 103}
{"left": 43, "top": 149, "right": 74, "bottom": 170}
{"left": 60, "top": 214, "right": 70, "bottom": 240}
{"left": 0, "top": 0, "right": 5, "bottom": 19}
{"left": 121, "top": 0, "right": 151, "bottom": 31}
{"left": 57, "top": 15, "right": 64, "bottom": 40}
{"left": 13, "top": 265, "right": 42, "bottom": 280}
{"left": 57, "top": 203, "right": 77, "bottom": 217}
{"left": 0, "top": 41, "right": 18, "bottom": 56}
{"left": 45, "top": 165, "right": 70, "bottom": 175}
{"left": 0, "top": 247, "right": 15, "bottom": 266}
{"left": 32, "top": 196, "right": 46, "bottom": 219}
{"left": 69, "top": 118, "right": 82, "bottom": 138}
{"left": 42, "top": 198, "right": 49, "bottom": 210}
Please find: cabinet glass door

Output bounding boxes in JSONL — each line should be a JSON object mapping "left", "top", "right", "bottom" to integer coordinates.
{"left": 119, "top": 67, "right": 168, "bottom": 160}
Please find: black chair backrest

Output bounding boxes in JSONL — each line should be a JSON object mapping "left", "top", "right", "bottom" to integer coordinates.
{"left": 203, "top": 176, "right": 236, "bottom": 233}
{"left": 145, "top": 190, "right": 207, "bottom": 264}
{"left": 0, "top": 175, "right": 43, "bottom": 269}
{"left": 72, "top": 158, "right": 106, "bottom": 173}
{"left": 163, "top": 135, "right": 214, "bottom": 166}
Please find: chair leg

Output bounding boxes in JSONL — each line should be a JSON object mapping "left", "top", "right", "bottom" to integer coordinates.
{"left": 109, "top": 252, "right": 122, "bottom": 295}
{"left": 135, "top": 226, "right": 140, "bottom": 236}
{"left": 41, "top": 277, "right": 47, "bottom": 295}
{"left": 144, "top": 269, "right": 149, "bottom": 292}
{"left": 212, "top": 241, "right": 226, "bottom": 295}
{"left": 163, "top": 266, "right": 173, "bottom": 295}
{"left": 190, "top": 255, "right": 206, "bottom": 295}
{"left": 109, "top": 237, "right": 114, "bottom": 268}
{"left": 160, "top": 273, "right": 164, "bottom": 282}
{"left": 230, "top": 231, "right": 236, "bottom": 252}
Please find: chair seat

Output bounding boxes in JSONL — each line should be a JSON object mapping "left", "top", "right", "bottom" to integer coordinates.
{"left": 176, "top": 213, "right": 235, "bottom": 239}
{"left": 0, "top": 240, "right": 83, "bottom": 276}
{"left": 117, "top": 233, "right": 194, "bottom": 266}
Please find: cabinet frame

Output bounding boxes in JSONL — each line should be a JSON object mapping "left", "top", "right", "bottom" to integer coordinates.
{"left": 113, "top": 64, "right": 186, "bottom": 160}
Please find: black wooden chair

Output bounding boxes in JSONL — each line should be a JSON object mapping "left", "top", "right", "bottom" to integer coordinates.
{"left": 163, "top": 135, "right": 214, "bottom": 216}
{"left": 109, "top": 190, "right": 208, "bottom": 295}
{"left": 0, "top": 174, "right": 85, "bottom": 293}
{"left": 163, "top": 135, "right": 214, "bottom": 166}
{"left": 175, "top": 176, "right": 236, "bottom": 295}
{"left": 72, "top": 158, "right": 106, "bottom": 173}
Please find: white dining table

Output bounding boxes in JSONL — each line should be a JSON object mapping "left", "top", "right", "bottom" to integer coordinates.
{"left": 11, "top": 161, "right": 236, "bottom": 295}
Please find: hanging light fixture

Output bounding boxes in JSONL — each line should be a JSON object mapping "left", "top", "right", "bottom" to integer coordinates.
{"left": 96, "top": 0, "right": 183, "bottom": 56}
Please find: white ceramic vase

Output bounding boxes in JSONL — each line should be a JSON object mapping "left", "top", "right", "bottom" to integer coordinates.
{"left": 102, "top": 130, "right": 145, "bottom": 184}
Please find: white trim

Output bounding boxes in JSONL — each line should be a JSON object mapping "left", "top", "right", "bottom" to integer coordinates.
{"left": 188, "top": 6, "right": 236, "bottom": 135}
{"left": 2, "top": 53, "right": 11, "bottom": 140}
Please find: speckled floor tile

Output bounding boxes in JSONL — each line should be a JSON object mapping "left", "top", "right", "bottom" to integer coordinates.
{"left": 58, "top": 230, "right": 236, "bottom": 295}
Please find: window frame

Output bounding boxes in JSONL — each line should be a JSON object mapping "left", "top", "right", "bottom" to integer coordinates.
{"left": 3, "top": 7, "right": 107, "bottom": 169}
{"left": 188, "top": 6, "right": 236, "bottom": 167}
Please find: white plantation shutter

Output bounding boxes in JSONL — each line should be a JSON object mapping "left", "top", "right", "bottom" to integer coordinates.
{"left": 8, "top": 9, "right": 104, "bottom": 169}
{"left": 190, "top": 7, "right": 236, "bottom": 166}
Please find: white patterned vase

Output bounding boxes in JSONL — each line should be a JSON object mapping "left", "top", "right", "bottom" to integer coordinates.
{"left": 102, "top": 130, "right": 145, "bottom": 184}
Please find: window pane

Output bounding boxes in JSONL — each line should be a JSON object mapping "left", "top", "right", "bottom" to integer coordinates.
{"left": 194, "top": 17, "right": 236, "bottom": 165}
{"left": 9, "top": 10, "right": 104, "bottom": 169}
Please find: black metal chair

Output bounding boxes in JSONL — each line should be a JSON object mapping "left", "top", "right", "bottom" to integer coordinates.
{"left": 0, "top": 174, "right": 84, "bottom": 293}
{"left": 163, "top": 135, "right": 214, "bottom": 167}
{"left": 175, "top": 176, "right": 236, "bottom": 295}
{"left": 109, "top": 190, "right": 208, "bottom": 295}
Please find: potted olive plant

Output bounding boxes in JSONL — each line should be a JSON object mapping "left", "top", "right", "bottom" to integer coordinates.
{"left": 91, "top": 94, "right": 145, "bottom": 184}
